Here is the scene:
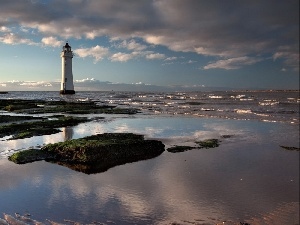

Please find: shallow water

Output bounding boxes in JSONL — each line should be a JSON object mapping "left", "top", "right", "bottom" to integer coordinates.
{"left": 1, "top": 90, "right": 299, "bottom": 124}
{"left": 0, "top": 116, "right": 299, "bottom": 224}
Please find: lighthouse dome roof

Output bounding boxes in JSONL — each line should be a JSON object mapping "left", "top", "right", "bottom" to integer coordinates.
{"left": 64, "top": 43, "right": 71, "bottom": 48}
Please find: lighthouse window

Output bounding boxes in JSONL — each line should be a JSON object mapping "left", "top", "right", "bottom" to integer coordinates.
{"left": 65, "top": 78, "right": 67, "bottom": 82}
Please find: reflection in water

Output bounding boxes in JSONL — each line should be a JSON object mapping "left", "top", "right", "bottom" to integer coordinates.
{"left": 0, "top": 117, "right": 299, "bottom": 224}
{"left": 1, "top": 201, "right": 298, "bottom": 225}
{"left": 52, "top": 151, "right": 165, "bottom": 174}
{"left": 62, "top": 127, "right": 74, "bottom": 141}
{"left": 247, "top": 202, "right": 299, "bottom": 225}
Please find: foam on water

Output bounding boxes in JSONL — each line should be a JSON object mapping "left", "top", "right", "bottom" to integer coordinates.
{"left": 1, "top": 90, "right": 299, "bottom": 124}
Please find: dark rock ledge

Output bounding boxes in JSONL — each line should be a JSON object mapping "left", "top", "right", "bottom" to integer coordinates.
{"left": 167, "top": 138, "right": 220, "bottom": 153}
{"left": 8, "top": 133, "right": 165, "bottom": 174}
{"left": 280, "top": 145, "right": 300, "bottom": 151}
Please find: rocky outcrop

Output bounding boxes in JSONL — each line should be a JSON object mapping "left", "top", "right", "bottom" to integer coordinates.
{"left": 8, "top": 133, "right": 165, "bottom": 174}
{"left": 0, "top": 116, "right": 89, "bottom": 140}
{"left": 167, "top": 138, "right": 220, "bottom": 153}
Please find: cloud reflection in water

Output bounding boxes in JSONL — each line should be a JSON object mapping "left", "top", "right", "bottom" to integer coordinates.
{"left": 0, "top": 117, "right": 298, "bottom": 224}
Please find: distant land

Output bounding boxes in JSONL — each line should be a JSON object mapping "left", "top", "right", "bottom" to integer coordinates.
{"left": 0, "top": 79, "right": 299, "bottom": 93}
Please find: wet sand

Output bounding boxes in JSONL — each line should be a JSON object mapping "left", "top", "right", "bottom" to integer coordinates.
{"left": 0, "top": 116, "right": 299, "bottom": 225}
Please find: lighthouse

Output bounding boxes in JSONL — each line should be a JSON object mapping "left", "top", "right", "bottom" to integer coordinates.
{"left": 60, "top": 42, "right": 75, "bottom": 94}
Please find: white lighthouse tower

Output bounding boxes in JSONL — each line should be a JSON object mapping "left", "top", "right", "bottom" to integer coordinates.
{"left": 60, "top": 42, "right": 75, "bottom": 94}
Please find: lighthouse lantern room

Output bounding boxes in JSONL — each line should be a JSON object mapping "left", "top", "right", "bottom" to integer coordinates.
{"left": 60, "top": 42, "right": 75, "bottom": 94}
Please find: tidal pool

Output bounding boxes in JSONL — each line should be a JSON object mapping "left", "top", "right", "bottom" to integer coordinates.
{"left": 0, "top": 116, "right": 299, "bottom": 224}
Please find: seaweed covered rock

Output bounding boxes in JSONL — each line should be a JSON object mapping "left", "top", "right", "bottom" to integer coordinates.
{"left": 0, "top": 99, "right": 138, "bottom": 114}
{"left": 43, "top": 133, "right": 165, "bottom": 163}
{"left": 196, "top": 139, "right": 219, "bottom": 148}
{"left": 8, "top": 149, "right": 54, "bottom": 164}
{"left": 8, "top": 133, "right": 165, "bottom": 174}
{"left": 0, "top": 116, "right": 89, "bottom": 140}
{"left": 167, "top": 145, "right": 196, "bottom": 153}
{"left": 167, "top": 139, "right": 220, "bottom": 153}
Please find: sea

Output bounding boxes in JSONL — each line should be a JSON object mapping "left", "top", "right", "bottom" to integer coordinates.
{"left": 0, "top": 90, "right": 299, "bottom": 225}
{"left": 1, "top": 90, "right": 299, "bottom": 124}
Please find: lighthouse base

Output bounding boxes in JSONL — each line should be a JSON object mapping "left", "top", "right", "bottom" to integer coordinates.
{"left": 60, "top": 90, "right": 75, "bottom": 95}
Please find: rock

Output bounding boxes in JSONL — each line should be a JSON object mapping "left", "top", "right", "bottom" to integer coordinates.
{"left": 167, "top": 146, "right": 195, "bottom": 153}
{"left": 8, "top": 133, "right": 165, "bottom": 174}
{"left": 196, "top": 139, "right": 220, "bottom": 148}
{"left": 280, "top": 145, "right": 300, "bottom": 151}
{"left": 0, "top": 116, "right": 89, "bottom": 140}
{"left": 0, "top": 99, "right": 138, "bottom": 114}
{"left": 8, "top": 149, "right": 54, "bottom": 164}
{"left": 167, "top": 139, "right": 220, "bottom": 153}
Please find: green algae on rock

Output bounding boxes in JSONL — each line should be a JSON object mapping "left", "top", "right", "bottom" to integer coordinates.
{"left": 43, "top": 133, "right": 165, "bottom": 163}
{"left": 167, "top": 145, "right": 196, "bottom": 153}
{"left": 8, "top": 149, "right": 54, "bottom": 164}
{"left": 0, "top": 115, "right": 45, "bottom": 123}
{"left": 196, "top": 139, "right": 220, "bottom": 148}
{"left": 0, "top": 99, "right": 44, "bottom": 112}
{"left": 167, "top": 138, "right": 220, "bottom": 153}
{"left": 0, "top": 116, "right": 89, "bottom": 140}
{"left": 0, "top": 99, "right": 139, "bottom": 114}
{"left": 8, "top": 133, "right": 165, "bottom": 174}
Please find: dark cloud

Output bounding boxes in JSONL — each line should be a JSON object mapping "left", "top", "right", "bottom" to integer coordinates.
{"left": 203, "top": 56, "right": 263, "bottom": 70}
{"left": 0, "top": 0, "right": 298, "bottom": 70}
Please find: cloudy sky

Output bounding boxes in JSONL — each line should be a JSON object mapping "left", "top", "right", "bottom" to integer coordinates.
{"left": 0, "top": 0, "right": 299, "bottom": 91}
